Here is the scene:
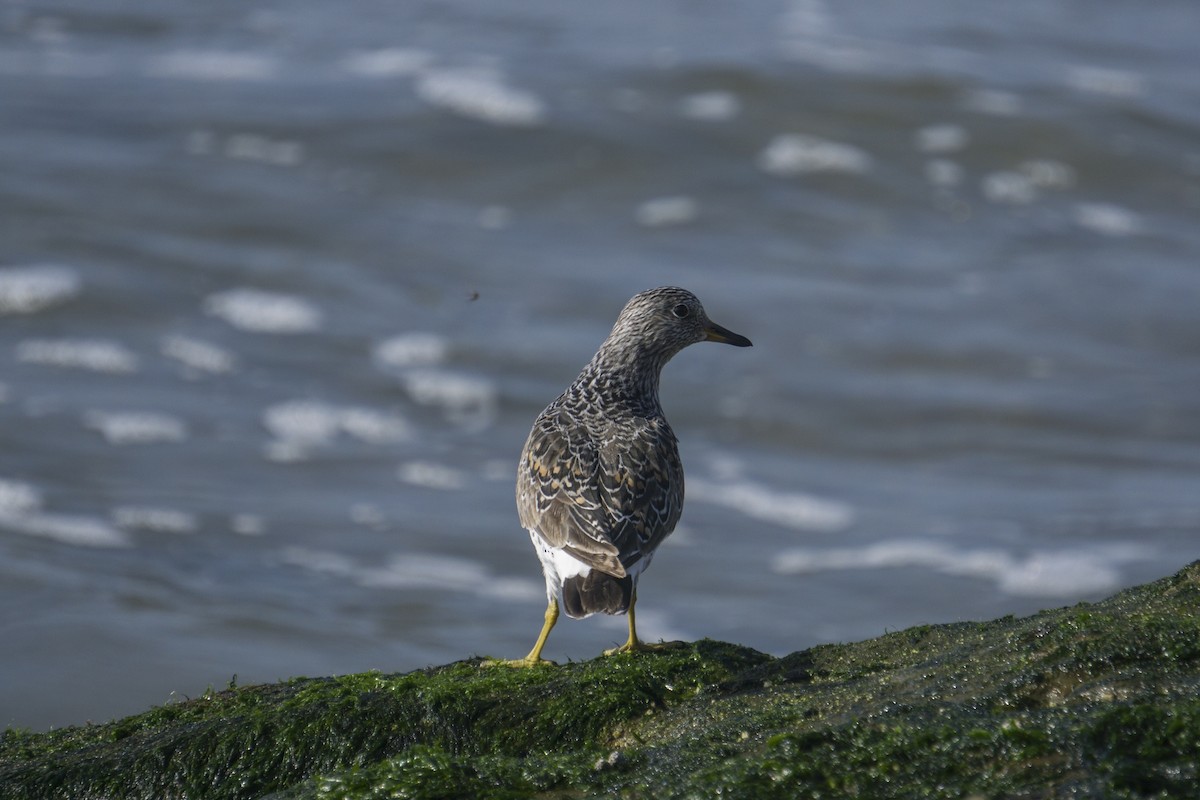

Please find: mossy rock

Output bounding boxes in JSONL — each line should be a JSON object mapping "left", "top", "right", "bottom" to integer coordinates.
{"left": 2, "top": 562, "right": 1198, "bottom": 799}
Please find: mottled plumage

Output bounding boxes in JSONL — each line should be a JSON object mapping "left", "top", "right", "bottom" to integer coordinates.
{"left": 504, "top": 287, "right": 751, "bottom": 666}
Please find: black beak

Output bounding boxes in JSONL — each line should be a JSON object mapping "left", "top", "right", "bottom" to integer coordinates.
{"left": 703, "top": 320, "right": 752, "bottom": 347}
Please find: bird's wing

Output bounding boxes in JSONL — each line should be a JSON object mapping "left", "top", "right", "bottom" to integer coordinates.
{"left": 517, "top": 405, "right": 625, "bottom": 577}
{"left": 596, "top": 415, "right": 683, "bottom": 569}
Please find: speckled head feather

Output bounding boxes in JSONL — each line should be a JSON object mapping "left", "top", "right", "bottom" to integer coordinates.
{"left": 582, "top": 287, "right": 753, "bottom": 410}
{"left": 515, "top": 286, "right": 751, "bottom": 632}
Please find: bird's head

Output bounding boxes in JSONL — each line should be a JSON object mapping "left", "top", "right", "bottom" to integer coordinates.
{"left": 606, "top": 286, "right": 752, "bottom": 363}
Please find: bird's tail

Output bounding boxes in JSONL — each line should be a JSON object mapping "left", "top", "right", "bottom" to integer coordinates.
{"left": 561, "top": 571, "right": 633, "bottom": 619}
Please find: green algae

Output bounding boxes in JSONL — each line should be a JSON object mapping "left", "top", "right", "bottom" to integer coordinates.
{"left": 3, "top": 562, "right": 1198, "bottom": 799}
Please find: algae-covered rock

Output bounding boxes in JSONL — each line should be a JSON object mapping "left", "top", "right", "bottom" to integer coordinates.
{"left": 2, "top": 561, "right": 1198, "bottom": 799}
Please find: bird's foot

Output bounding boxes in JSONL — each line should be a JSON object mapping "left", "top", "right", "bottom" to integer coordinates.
{"left": 604, "top": 639, "right": 670, "bottom": 657}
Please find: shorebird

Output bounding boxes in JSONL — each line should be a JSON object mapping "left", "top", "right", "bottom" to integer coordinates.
{"left": 503, "top": 286, "right": 751, "bottom": 666}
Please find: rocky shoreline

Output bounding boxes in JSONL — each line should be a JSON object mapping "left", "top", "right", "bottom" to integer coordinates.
{"left": 2, "top": 561, "right": 1197, "bottom": 799}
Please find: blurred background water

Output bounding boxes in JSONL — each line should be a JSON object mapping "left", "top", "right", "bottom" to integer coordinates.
{"left": 2, "top": 0, "right": 1199, "bottom": 731}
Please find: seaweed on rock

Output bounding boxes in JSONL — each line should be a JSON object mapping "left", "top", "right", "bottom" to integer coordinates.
{"left": 2, "top": 562, "right": 1197, "bottom": 799}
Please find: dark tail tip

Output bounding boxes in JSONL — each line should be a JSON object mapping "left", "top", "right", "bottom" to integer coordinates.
{"left": 561, "top": 571, "right": 633, "bottom": 619}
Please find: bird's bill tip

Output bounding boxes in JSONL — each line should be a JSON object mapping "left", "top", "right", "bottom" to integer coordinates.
{"left": 703, "top": 321, "right": 752, "bottom": 347}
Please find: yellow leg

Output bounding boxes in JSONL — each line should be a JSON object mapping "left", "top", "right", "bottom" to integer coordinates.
{"left": 604, "top": 588, "right": 666, "bottom": 655}
{"left": 489, "top": 597, "right": 559, "bottom": 667}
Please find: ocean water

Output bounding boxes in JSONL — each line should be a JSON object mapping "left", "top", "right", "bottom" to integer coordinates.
{"left": 2, "top": 1, "right": 1199, "bottom": 730}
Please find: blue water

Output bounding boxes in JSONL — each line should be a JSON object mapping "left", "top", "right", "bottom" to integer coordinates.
{"left": 2, "top": 1, "right": 1198, "bottom": 730}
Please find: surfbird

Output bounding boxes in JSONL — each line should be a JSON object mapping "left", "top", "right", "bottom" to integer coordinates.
{"left": 503, "top": 286, "right": 751, "bottom": 666}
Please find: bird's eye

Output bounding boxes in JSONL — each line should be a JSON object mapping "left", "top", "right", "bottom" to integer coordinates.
{"left": 671, "top": 303, "right": 690, "bottom": 319}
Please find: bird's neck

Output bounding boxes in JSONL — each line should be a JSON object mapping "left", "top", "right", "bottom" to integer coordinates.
{"left": 575, "top": 339, "right": 669, "bottom": 413}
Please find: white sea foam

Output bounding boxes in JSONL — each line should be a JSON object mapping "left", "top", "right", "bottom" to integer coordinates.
{"left": 112, "top": 506, "right": 199, "bottom": 534}
{"left": 263, "top": 400, "right": 412, "bottom": 449}
{"left": 341, "top": 48, "right": 432, "bottom": 77}
{"left": 1019, "top": 159, "right": 1076, "bottom": 189}
{"left": 361, "top": 554, "right": 542, "bottom": 600}
{"left": 223, "top": 133, "right": 304, "bottom": 166}
{"left": 679, "top": 91, "right": 741, "bottom": 122}
{"left": 981, "top": 171, "right": 1038, "bottom": 205}
{"left": 0, "top": 478, "right": 42, "bottom": 515}
{"left": 758, "top": 134, "right": 872, "bottom": 176}
{"left": 689, "top": 478, "right": 853, "bottom": 533}
{"left": 349, "top": 503, "right": 386, "bottom": 528}
{"left": 635, "top": 196, "right": 699, "bottom": 227}
{"left": 264, "top": 400, "right": 342, "bottom": 446}
{"left": 357, "top": 552, "right": 488, "bottom": 590}
{"left": 779, "top": 36, "right": 880, "bottom": 74}
{"left": 1073, "top": 203, "right": 1142, "bottom": 236}
{"left": 84, "top": 411, "right": 188, "bottom": 445}
{"left": 961, "top": 88, "right": 1022, "bottom": 116}
{"left": 397, "top": 461, "right": 467, "bottom": 491}
{"left": 231, "top": 513, "right": 266, "bottom": 536}
{"left": 772, "top": 539, "right": 1148, "bottom": 598}
{"left": 0, "top": 265, "right": 81, "bottom": 314}
{"left": 777, "top": 0, "right": 876, "bottom": 73}
{"left": 280, "top": 546, "right": 358, "bottom": 577}
{"left": 402, "top": 369, "right": 497, "bottom": 430}
{"left": 914, "top": 123, "right": 969, "bottom": 154}
{"left": 263, "top": 440, "right": 309, "bottom": 463}
{"left": 161, "top": 335, "right": 236, "bottom": 375}
{"left": 338, "top": 408, "right": 414, "bottom": 445}
{"left": 0, "top": 477, "right": 129, "bottom": 546}
{"left": 263, "top": 400, "right": 410, "bottom": 461}
{"left": 415, "top": 68, "right": 546, "bottom": 127}
{"left": 17, "top": 339, "right": 139, "bottom": 373}
{"left": 775, "top": 539, "right": 993, "bottom": 574}
{"left": 995, "top": 552, "right": 1123, "bottom": 598}
{"left": 0, "top": 510, "right": 130, "bottom": 547}
{"left": 147, "top": 50, "right": 277, "bottom": 81}
{"left": 373, "top": 333, "right": 449, "bottom": 370}
{"left": 1065, "top": 65, "right": 1143, "bottom": 97}
{"left": 280, "top": 547, "right": 541, "bottom": 601}
{"left": 204, "top": 289, "right": 323, "bottom": 334}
